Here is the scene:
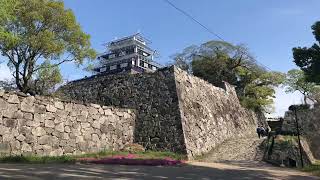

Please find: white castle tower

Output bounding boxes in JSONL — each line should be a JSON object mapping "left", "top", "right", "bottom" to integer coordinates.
{"left": 94, "top": 33, "right": 162, "bottom": 74}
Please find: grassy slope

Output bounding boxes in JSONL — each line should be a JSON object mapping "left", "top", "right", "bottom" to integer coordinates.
{"left": 302, "top": 160, "right": 320, "bottom": 177}
{"left": 0, "top": 151, "right": 186, "bottom": 164}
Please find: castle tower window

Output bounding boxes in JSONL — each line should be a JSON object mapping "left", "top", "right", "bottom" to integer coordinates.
{"left": 100, "top": 67, "right": 107, "bottom": 72}
{"left": 120, "top": 63, "right": 128, "bottom": 68}
{"left": 109, "top": 54, "right": 116, "bottom": 59}
{"left": 119, "top": 51, "right": 126, "bottom": 56}
{"left": 110, "top": 65, "right": 117, "bottom": 70}
{"left": 139, "top": 61, "right": 144, "bottom": 67}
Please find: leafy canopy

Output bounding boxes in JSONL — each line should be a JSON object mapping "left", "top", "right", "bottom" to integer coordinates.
{"left": 0, "top": 0, "right": 96, "bottom": 94}
{"left": 284, "top": 69, "right": 320, "bottom": 104}
{"left": 32, "top": 60, "right": 62, "bottom": 95}
{"left": 172, "top": 41, "right": 285, "bottom": 112}
{"left": 293, "top": 21, "right": 320, "bottom": 84}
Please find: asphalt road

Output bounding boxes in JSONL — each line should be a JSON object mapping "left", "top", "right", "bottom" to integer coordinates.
{"left": 0, "top": 161, "right": 317, "bottom": 180}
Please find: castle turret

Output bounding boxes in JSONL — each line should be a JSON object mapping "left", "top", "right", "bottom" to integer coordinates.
{"left": 94, "top": 34, "right": 162, "bottom": 74}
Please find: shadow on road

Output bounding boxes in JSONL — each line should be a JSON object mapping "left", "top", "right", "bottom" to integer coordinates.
{"left": 0, "top": 162, "right": 317, "bottom": 180}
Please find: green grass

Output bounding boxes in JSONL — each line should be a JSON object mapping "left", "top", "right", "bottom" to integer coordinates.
{"left": 0, "top": 155, "right": 76, "bottom": 164}
{"left": 0, "top": 150, "right": 187, "bottom": 164}
{"left": 301, "top": 161, "right": 320, "bottom": 177}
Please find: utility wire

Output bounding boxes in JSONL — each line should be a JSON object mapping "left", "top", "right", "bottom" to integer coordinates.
{"left": 162, "top": 0, "right": 273, "bottom": 71}
{"left": 162, "top": 0, "right": 224, "bottom": 41}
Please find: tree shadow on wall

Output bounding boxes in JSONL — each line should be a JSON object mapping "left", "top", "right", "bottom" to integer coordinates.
{"left": 0, "top": 162, "right": 316, "bottom": 180}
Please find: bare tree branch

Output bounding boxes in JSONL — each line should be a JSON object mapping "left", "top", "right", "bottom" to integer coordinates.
{"left": 32, "top": 58, "right": 75, "bottom": 73}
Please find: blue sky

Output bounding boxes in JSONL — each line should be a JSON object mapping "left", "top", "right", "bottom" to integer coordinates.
{"left": 61, "top": 0, "right": 320, "bottom": 74}
{"left": 1, "top": 0, "right": 320, "bottom": 116}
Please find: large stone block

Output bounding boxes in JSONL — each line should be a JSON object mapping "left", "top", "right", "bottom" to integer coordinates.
{"left": 46, "top": 104, "right": 57, "bottom": 113}
{"left": 92, "top": 134, "right": 100, "bottom": 142}
{"left": 3, "top": 104, "right": 18, "bottom": 118}
{"left": 88, "top": 107, "right": 98, "bottom": 115}
{"left": 54, "top": 116, "right": 64, "bottom": 124}
{"left": 92, "top": 120, "right": 100, "bottom": 129}
{"left": 32, "top": 127, "right": 47, "bottom": 136}
{"left": 64, "top": 103, "right": 73, "bottom": 112}
{"left": 45, "top": 127, "right": 54, "bottom": 134}
{"left": 16, "top": 134, "right": 26, "bottom": 142}
{"left": 62, "top": 133, "right": 69, "bottom": 140}
{"left": 38, "top": 135, "right": 50, "bottom": 145}
{"left": 56, "top": 110, "right": 68, "bottom": 118}
{"left": 34, "top": 104, "right": 46, "bottom": 114}
{"left": 21, "top": 102, "right": 35, "bottom": 113}
{"left": 13, "top": 111, "right": 24, "bottom": 119}
{"left": 45, "top": 112, "right": 55, "bottom": 120}
{"left": 7, "top": 94, "right": 20, "bottom": 104}
{"left": 44, "top": 120, "right": 55, "bottom": 128}
{"left": 3, "top": 118, "right": 17, "bottom": 128}
{"left": 34, "top": 113, "right": 45, "bottom": 122}
{"left": 25, "top": 134, "right": 36, "bottom": 143}
{"left": 81, "top": 122, "right": 90, "bottom": 129}
{"left": 12, "top": 128, "right": 19, "bottom": 137}
{"left": 78, "top": 142, "right": 88, "bottom": 151}
{"left": 0, "top": 143, "right": 11, "bottom": 155}
{"left": 3, "top": 134, "right": 14, "bottom": 142}
{"left": 22, "top": 96, "right": 35, "bottom": 105}
{"left": 21, "top": 142, "right": 32, "bottom": 152}
{"left": 55, "top": 123, "right": 64, "bottom": 132}
{"left": 19, "top": 126, "right": 31, "bottom": 135}
{"left": 24, "top": 113, "right": 34, "bottom": 120}
{"left": 76, "top": 115, "right": 86, "bottom": 122}
{"left": 76, "top": 136, "right": 84, "bottom": 143}
{"left": 65, "top": 126, "right": 71, "bottom": 133}
{"left": 10, "top": 140, "right": 21, "bottom": 151}
{"left": 0, "top": 90, "right": 4, "bottom": 97}
{"left": 54, "top": 101, "right": 64, "bottom": 110}
{"left": 0, "top": 99, "right": 8, "bottom": 110}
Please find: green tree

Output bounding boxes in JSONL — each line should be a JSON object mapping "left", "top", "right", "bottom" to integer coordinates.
{"left": 238, "top": 69, "right": 285, "bottom": 111}
{"left": 293, "top": 21, "right": 320, "bottom": 84}
{"left": 310, "top": 86, "right": 320, "bottom": 104}
{"left": 172, "top": 41, "right": 285, "bottom": 111}
{"left": 32, "top": 60, "right": 62, "bottom": 95}
{"left": 173, "top": 41, "right": 255, "bottom": 86}
{"left": 0, "top": 0, "right": 96, "bottom": 94}
{"left": 284, "top": 69, "right": 317, "bottom": 104}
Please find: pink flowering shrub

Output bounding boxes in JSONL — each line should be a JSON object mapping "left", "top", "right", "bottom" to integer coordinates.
{"left": 78, "top": 154, "right": 184, "bottom": 166}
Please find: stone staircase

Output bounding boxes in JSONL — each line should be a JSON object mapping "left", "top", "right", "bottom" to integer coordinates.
{"left": 200, "top": 136, "right": 266, "bottom": 163}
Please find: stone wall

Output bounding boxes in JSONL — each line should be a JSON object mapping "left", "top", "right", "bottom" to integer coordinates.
{"left": 282, "top": 106, "right": 320, "bottom": 159}
{"left": 266, "top": 136, "right": 315, "bottom": 167}
{"left": 58, "top": 67, "right": 186, "bottom": 153}
{"left": 174, "top": 68, "right": 258, "bottom": 158}
{"left": 58, "top": 66, "right": 260, "bottom": 159}
{"left": 0, "top": 91, "right": 135, "bottom": 156}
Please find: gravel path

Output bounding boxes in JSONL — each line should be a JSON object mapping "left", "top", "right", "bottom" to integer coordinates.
{"left": 0, "top": 162, "right": 317, "bottom": 180}
{"left": 0, "top": 137, "right": 317, "bottom": 179}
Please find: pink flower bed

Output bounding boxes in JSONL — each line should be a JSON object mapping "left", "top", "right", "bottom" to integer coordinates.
{"left": 78, "top": 154, "right": 184, "bottom": 166}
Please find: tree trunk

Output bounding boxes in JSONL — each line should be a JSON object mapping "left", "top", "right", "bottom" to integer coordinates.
{"left": 303, "top": 95, "right": 307, "bottom": 104}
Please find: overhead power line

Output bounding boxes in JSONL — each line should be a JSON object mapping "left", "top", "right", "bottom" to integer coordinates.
{"left": 162, "top": 0, "right": 224, "bottom": 41}
{"left": 161, "top": 0, "right": 273, "bottom": 71}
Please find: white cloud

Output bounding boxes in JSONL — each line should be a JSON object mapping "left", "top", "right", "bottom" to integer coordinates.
{"left": 269, "top": 87, "right": 304, "bottom": 117}
{"left": 0, "top": 63, "right": 12, "bottom": 81}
